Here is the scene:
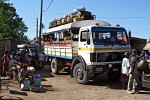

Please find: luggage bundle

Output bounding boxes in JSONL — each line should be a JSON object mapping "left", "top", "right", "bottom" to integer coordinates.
{"left": 49, "top": 7, "right": 95, "bottom": 28}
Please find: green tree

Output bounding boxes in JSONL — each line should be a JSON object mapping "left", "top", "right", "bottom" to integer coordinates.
{"left": 0, "top": 0, "right": 28, "bottom": 42}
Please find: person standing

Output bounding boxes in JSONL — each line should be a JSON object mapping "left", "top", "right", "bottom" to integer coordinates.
{"left": 127, "top": 49, "right": 139, "bottom": 94}
{"left": 137, "top": 50, "right": 147, "bottom": 89}
{"left": 121, "top": 52, "right": 129, "bottom": 90}
{"left": 38, "top": 52, "right": 45, "bottom": 69}
{"left": 26, "top": 53, "right": 31, "bottom": 67}
{"left": 1, "top": 50, "right": 11, "bottom": 76}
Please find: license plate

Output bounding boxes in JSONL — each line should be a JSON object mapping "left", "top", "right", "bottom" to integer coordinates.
{"left": 113, "top": 68, "right": 118, "bottom": 71}
{"left": 96, "top": 68, "right": 103, "bottom": 72}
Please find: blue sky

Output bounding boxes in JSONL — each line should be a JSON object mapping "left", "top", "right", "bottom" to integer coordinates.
{"left": 9, "top": 0, "right": 150, "bottom": 40}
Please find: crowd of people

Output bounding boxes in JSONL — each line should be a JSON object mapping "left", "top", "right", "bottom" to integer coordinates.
{"left": 1, "top": 48, "right": 149, "bottom": 92}
{"left": 121, "top": 49, "right": 149, "bottom": 94}
{"left": 1, "top": 50, "right": 45, "bottom": 90}
{"left": 1, "top": 50, "right": 45, "bottom": 75}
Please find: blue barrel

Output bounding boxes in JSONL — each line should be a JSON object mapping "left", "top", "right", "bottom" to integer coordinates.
{"left": 34, "top": 78, "right": 41, "bottom": 87}
{"left": 33, "top": 74, "right": 41, "bottom": 79}
{"left": 33, "top": 74, "right": 41, "bottom": 87}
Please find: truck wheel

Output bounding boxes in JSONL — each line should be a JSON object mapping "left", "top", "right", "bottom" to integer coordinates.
{"left": 107, "top": 71, "right": 121, "bottom": 81}
{"left": 73, "top": 63, "right": 89, "bottom": 84}
{"left": 51, "top": 58, "right": 60, "bottom": 74}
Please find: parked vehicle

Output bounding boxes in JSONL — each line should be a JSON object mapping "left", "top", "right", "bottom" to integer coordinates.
{"left": 43, "top": 19, "right": 131, "bottom": 84}
{"left": 17, "top": 44, "right": 38, "bottom": 56}
{"left": 142, "top": 43, "right": 150, "bottom": 89}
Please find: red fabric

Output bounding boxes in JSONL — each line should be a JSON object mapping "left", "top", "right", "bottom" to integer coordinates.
{"left": 3, "top": 58, "right": 9, "bottom": 71}
{"left": 30, "top": 58, "right": 36, "bottom": 66}
{"left": 121, "top": 74, "right": 128, "bottom": 80}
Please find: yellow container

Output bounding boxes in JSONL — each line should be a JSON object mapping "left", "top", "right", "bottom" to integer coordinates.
{"left": 57, "top": 19, "right": 61, "bottom": 26}
{"left": 61, "top": 18, "right": 65, "bottom": 24}
{"left": 73, "top": 17, "right": 81, "bottom": 22}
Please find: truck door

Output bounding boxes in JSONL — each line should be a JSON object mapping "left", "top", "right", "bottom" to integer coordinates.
{"left": 78, "top": 30, "right": 91, "bottom": 64}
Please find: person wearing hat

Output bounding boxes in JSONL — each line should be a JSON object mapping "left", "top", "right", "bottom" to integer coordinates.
{"left": 121, "top": 52, "right": 130, "bottom": 89}
{"left": 127, "top": 49, "right": 139, "bottom": 94}
{"left": 137, "top": 50, "right": 147, "bottom": 89}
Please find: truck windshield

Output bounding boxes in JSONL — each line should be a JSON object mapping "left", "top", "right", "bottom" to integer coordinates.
{"left": 92, "top": 27, "right": 129, "bottom": 45}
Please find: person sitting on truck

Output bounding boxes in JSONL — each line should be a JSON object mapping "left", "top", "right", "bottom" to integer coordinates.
{"left": 121, "top": 52, "right": 130, "bottom": 90}
{"left": 50, "top": 36, "right": 54, "bottom": 43}
{"left": 110, "top": 32, "right": 119, "bottom": 42}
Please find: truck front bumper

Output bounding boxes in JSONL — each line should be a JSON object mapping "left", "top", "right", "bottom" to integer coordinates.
{"left": 86, "top": 63, "right": 121, "bottom": 75}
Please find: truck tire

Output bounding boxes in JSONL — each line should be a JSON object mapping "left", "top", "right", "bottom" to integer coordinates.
{"left": 51, "top": 58, "right": 60, "bottom": 74}
{"left": 73, "top": 63, "right": 89, "bottom": 84}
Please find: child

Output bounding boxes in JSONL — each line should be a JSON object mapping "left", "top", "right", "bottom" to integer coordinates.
{"left": 18, "top": 64, "right": 30, "bottom": 89}
{"left": 121, "top": 52, "right": 129, "bottom": 89}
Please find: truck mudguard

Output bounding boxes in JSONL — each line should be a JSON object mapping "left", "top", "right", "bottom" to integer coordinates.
{"left": 71, "top": 55, "right": 87, "bottom": 77}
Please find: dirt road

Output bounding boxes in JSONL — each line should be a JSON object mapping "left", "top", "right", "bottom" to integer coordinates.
{"left": 1, "top": 68, "right": 150, "bottom": 100}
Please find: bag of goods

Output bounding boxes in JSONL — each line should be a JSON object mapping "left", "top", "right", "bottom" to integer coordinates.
{"left": 57, "top": 19, "right": 61, "bottom": 26}
{"left": 137, "top": 60, "right": 147, "bottom": 69}
{"left": 65, "top": 14, "right": 73, "bottom": 23}
{"left": 51, "top": 18, "right": 57, "bottom": 27}
{"left": 73, "top": 17, "right": 81, "bottom": 22}
{"left": 61, "top": 18, "right": 65, "bottom": 25}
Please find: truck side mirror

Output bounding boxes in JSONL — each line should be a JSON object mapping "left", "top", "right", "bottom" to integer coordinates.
{"left": 86, "top": 32, "right": 90, "bottom": 45}
{"left": 128, "top": 31, "right": 131, "bottom": 38}
{"left": 87, "top": 39, "right": 90, "bottom": 45}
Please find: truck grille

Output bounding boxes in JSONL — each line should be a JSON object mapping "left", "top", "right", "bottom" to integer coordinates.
{"left": 90, "top": 52, "right": 124, "bottom": 62}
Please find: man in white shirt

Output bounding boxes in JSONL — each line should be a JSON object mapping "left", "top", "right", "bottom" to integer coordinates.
{"left": 121, "top": 52, "right": 129, "bottom": 89}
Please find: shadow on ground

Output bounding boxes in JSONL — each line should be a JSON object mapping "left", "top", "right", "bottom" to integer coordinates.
{"left": 138, "top": 91, "right": 150, "bottom": 94}
{"left": 0, "top": 95, "right": 24, "bottom": 100}
{"left": 41, "top": 85, "right": 54, "bottom": 91}
{"left": 138, "top": 87, "right": 150, "bottom": 94}
{"left": 87, "top": 74, "right": 123, "bottom": 90}
{"left": 35, "top": 70, "right": 54, "bottom": 79}
{"left": 10, "top": 90, "right": 28, "bottom": 96}
{"left": 30, "top": 85, "right": 54, "bottom": 93}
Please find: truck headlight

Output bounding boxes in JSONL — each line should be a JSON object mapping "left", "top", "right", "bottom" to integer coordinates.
{"left": 108, "top": 64, "right": 113, "bottom": 68}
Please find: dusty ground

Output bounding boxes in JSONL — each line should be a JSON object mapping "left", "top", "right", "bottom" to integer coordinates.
{"left": 1, "top": 66, "right": 150, "bottom": 100}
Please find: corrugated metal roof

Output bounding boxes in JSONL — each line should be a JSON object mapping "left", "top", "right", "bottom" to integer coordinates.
{"left": 143, "top": 43, "right": 150, "bottom": 50}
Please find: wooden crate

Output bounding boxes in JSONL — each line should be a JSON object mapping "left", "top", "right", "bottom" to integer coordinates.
{"left": 73, "top": 17, "right": 81, "bottom": 22}
{"left": 57, "top": 19, "right": 61, "bottom": 26}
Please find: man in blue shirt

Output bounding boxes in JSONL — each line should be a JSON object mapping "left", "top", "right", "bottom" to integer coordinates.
{"left": 127, "top": 49, "right": 139, "bottom": 94}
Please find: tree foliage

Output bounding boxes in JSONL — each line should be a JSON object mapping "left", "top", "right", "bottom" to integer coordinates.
{"left": 0, "top": 0, "right": 28, "bottom": 42}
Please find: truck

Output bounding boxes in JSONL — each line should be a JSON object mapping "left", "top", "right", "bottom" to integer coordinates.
{"left": 17, "top": 43, "right": 39, "bottom": 56}
{"left": 43, "top": 19, "right": 131, "bottom": 84}
{"left": 142, "top": 43, "right": 150, "bottom": 89}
